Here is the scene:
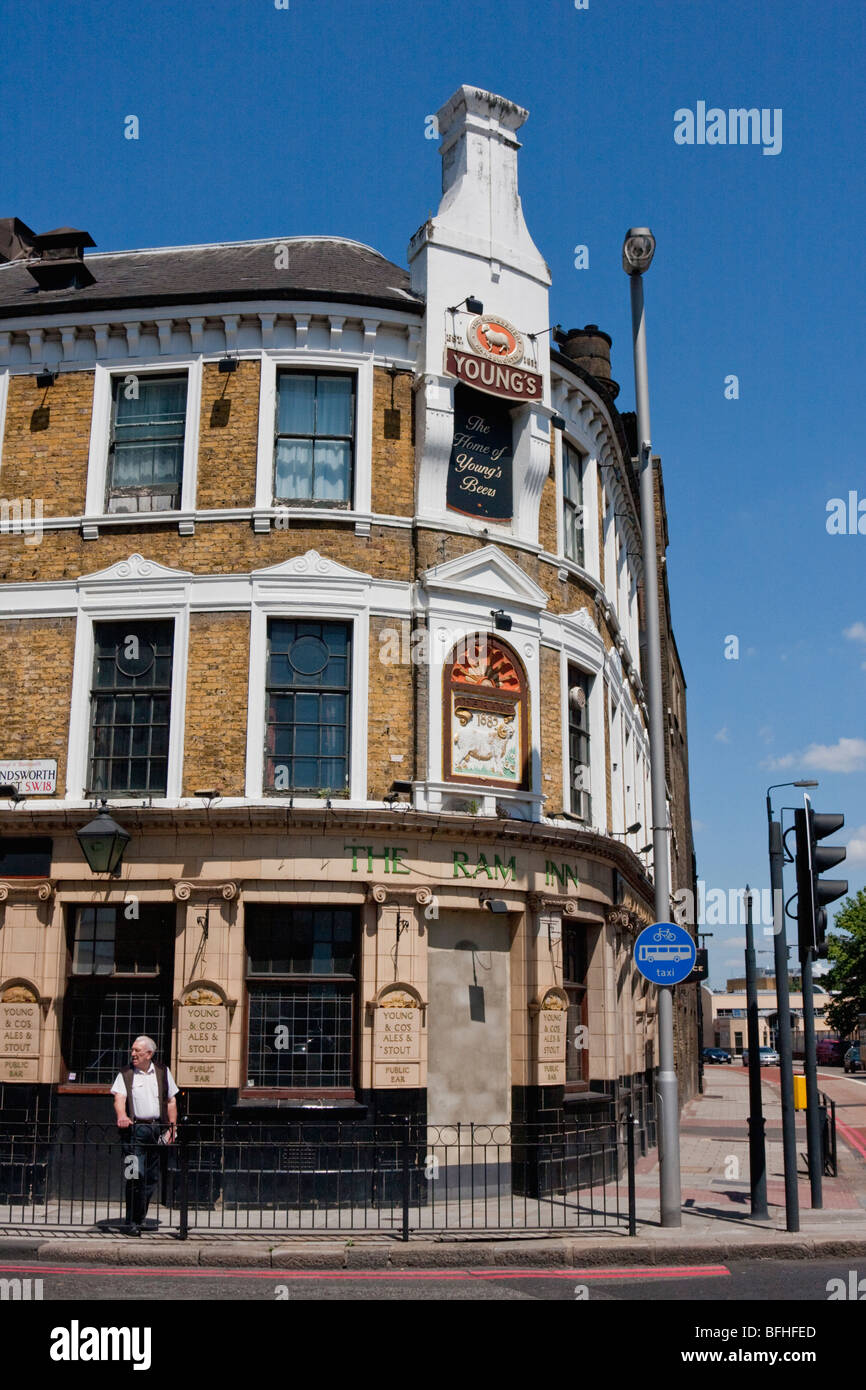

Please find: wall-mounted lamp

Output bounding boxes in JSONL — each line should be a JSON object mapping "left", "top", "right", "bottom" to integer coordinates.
{"left": 0, "top": 783, "right": 23, "bottom": 804}
{"left": 491, "top": 609, "right": 512, "bottom": 632}
{"left": 384, "top": 779, "right": 413, "bottom": 808}
{"left": 35, "top": 368, "right": 57, "bottom": 388}
{"left": 76, "top": 800, "right": 131, "bottom": 875}
{"left": 609, "top": 822, "right": 642, "bottom": 838}
{"left": 479, "top": 895, "right": 509, "bottom": 914}
{"left": 447, "top": 296, "right": 484, "bottom": 315}
{"left": 194, "top": 788, "right": 220, "bottom": 808}
{"left": 218, "top": 354, "right": 239, "bottom": 374}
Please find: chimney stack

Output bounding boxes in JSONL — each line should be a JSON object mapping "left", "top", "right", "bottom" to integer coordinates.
{"left": 25, "top": 227, "right": 96, "bottom": 290}
{"left": 0, "top": 217, "right": 37, "bottom": 264}
{"left": 555, "top": 324, "right": 619, "bottom": 401}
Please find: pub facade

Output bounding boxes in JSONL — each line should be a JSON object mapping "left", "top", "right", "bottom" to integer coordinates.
{"left": 0, "top": 85, "right": 696, "bottom": 1160}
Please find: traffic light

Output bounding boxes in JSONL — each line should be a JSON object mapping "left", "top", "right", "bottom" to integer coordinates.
{"left": 795, "top": 797, "right": 847, "bottom": 958}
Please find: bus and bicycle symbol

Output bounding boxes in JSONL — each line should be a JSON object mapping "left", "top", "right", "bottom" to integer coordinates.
{"left": 636, "top": 926, "right": 693, "bottom": 964}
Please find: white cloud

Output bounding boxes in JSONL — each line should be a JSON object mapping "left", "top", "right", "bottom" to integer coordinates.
{"left": 845, "top": 825, "right": 866, "bottom": 864}
{"left": 724, "top": 937, "right": 747, "bottom": 949}
{"left": 714, "top": 726, "right": 731, "bottom": 744}
{"left": 763, "top": 738, "right": 866, "bottom": 774}
{"left": 801, "top": 737, "right": 866, "bottom": 773}
{"left": 843, "top": 622, "right": 866, "bottom": 643}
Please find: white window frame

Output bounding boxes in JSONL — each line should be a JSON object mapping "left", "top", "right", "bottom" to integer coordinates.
{"left": 557, "top": 614, "right": 605, "bottom": 827}
{"left": 560, "top": 436, "right": 587, "bottom": 569}
{"left": 245, "top": 579, "right": 370, "bottom": 803}
{"left": 0, "top": 369, "right": 9, "bottom": 482}
{"left": 255, "top": 351, "right": 373, "bottom": 515}
{"left": 85, "top": 359, "right": 203, "bottom": 518}
{"left": 67, "top": 601, "right": 190, "bottom": 802}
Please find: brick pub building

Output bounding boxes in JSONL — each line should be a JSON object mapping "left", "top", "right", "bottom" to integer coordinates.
{"left": 0, "top": 87, "right": 697, "bottom": 1197}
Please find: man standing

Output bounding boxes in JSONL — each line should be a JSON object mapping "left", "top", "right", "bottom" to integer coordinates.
{"left": 111, "top": 1036, "right": 179, "bottom": 1235}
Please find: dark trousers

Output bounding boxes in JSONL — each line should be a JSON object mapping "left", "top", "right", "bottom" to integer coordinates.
{"left": 123, "top": 1121, "right": 163, "bottom": 1225}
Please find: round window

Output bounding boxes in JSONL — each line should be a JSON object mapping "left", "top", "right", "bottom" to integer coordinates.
{"left": 288, "top": 635, "right": 331, "bottom": 676}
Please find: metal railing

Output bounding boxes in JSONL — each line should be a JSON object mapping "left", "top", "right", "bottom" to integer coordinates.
{"left": 0, "top": 1116, "right": 639, "bottom": 1239}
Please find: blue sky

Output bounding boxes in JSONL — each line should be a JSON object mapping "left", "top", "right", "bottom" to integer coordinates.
{"left": 2, "top": 0, "right": 863, "bottom": 983}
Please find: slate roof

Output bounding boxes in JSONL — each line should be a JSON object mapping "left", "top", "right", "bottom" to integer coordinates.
{"left": 0, "top": 236, "right": 423, "bottom": 319}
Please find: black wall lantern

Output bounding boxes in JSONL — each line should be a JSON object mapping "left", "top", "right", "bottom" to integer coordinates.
{"left": 76, "top": 800, "right": 131, "bottom": 875}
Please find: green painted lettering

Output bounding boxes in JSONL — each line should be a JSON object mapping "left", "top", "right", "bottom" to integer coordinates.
{"left": 545, "top": 860, "right": 565, "bottom": 887}
{"left": 453, "top": 851, "right": 471, "bottom": 877}
{"left": 495, "top": 855, "right": 516, "bottom": 884}
{"left": 474, "top": 852, "right": 494, "bottom": 879}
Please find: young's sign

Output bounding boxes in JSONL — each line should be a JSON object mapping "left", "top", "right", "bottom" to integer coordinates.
{"left": 444, "top": 348, "right": 542, "bottom": 402}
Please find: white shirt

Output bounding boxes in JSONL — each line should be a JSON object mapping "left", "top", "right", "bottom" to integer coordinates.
{"left": 111, "top": 1062, "right": 179, "bottom": 1119}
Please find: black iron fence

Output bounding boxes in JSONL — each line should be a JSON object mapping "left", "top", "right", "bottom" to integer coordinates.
{"left": 0, "top": 1116, "right": 639, "bottom": 1238}
{"left": 820, "top": 1092, "right": 837, "bottom": 1178}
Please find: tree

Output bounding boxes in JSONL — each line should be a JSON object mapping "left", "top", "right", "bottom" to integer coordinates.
{"left": 824, "top": 888, "right": 866, "bottom": 1039}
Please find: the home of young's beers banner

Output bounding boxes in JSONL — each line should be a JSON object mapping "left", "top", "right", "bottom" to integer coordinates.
{"left": 445, "top": 384, "right": 515, "bottom": 521}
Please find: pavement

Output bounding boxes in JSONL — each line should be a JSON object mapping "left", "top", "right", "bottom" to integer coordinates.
{"left": 2, "top": 1065, "right": 865, "bottom": 1268}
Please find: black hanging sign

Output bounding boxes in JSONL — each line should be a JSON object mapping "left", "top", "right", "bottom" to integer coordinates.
{"left": 446, "top": 386, "right": 514, "bottom": 521}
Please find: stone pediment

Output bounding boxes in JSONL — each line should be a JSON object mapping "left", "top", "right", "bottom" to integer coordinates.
{"left": 562, "top": 606, "right": 603, "bottom": 644}
{"left": 252, "top": 549, "right": 372, "bottom": 583}
{"left": 421, "top": 545, "right": 548, "bottom": 610}
{"left": 79, "top": 554, "right": 193, "bottom": 584}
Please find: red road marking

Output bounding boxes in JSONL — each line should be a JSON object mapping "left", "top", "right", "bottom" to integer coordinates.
{"left": 763, "top": 1070, "right": 866, "bottom": 1162}
{"left": 0, "top": 1261, "right": 730, "bottom": 1282}
{"left": 836, "top": 1118, "right": 866, "bottom": 1160}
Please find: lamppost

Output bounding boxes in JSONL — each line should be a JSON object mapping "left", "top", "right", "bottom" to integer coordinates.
{"left": 744, "top": 885, "right": 768, "bottom": 1219}
{"left": 622, "top": 226, "right": 681, "bottom": 1227}
{"left": 766, "top": 778, "right": 818, "bottom": 1233}
{"left": 76, "top": 800, "right": 131, "bottom": 875}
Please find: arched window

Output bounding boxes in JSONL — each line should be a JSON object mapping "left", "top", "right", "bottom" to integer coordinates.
{"left": 444, "top": 634, "right": 528, "bottom": 788}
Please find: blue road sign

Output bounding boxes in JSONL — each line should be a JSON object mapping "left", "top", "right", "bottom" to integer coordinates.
{"left": 633, "top": 921, "right": 697, "bottom": 986}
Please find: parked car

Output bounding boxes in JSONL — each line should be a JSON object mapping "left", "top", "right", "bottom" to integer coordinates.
{"left": 742, "top": 1047, "right": 780, "bottom": 1067}
{"left": 816, "top": 1039, "right": 846, "bottom": 1065}
{"left": 702, "top": 1047, "right": 732, "bottom": 1064}
{"left": 844, "top": 1044, "right": 862, "bottom": 1074}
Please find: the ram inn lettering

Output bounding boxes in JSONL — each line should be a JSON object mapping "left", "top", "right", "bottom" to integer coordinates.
{"left": 345, "top": 845, "right": 517, "bottom": 882}
{"left": 343, "top": 847, "right": 584, "bottom": 890}
{"left": 445, "top": 389, "right": 514, "bottom": 521}
{"left": 0, "top": 1003, "right": 40, "bottom": 1082}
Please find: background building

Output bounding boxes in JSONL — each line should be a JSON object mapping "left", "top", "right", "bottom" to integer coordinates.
{"left": 702, "top": 975, "right": 833, "bottom": 1058}
{"left": 0, "top": 86, "right": 696, "bottom": 1156}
